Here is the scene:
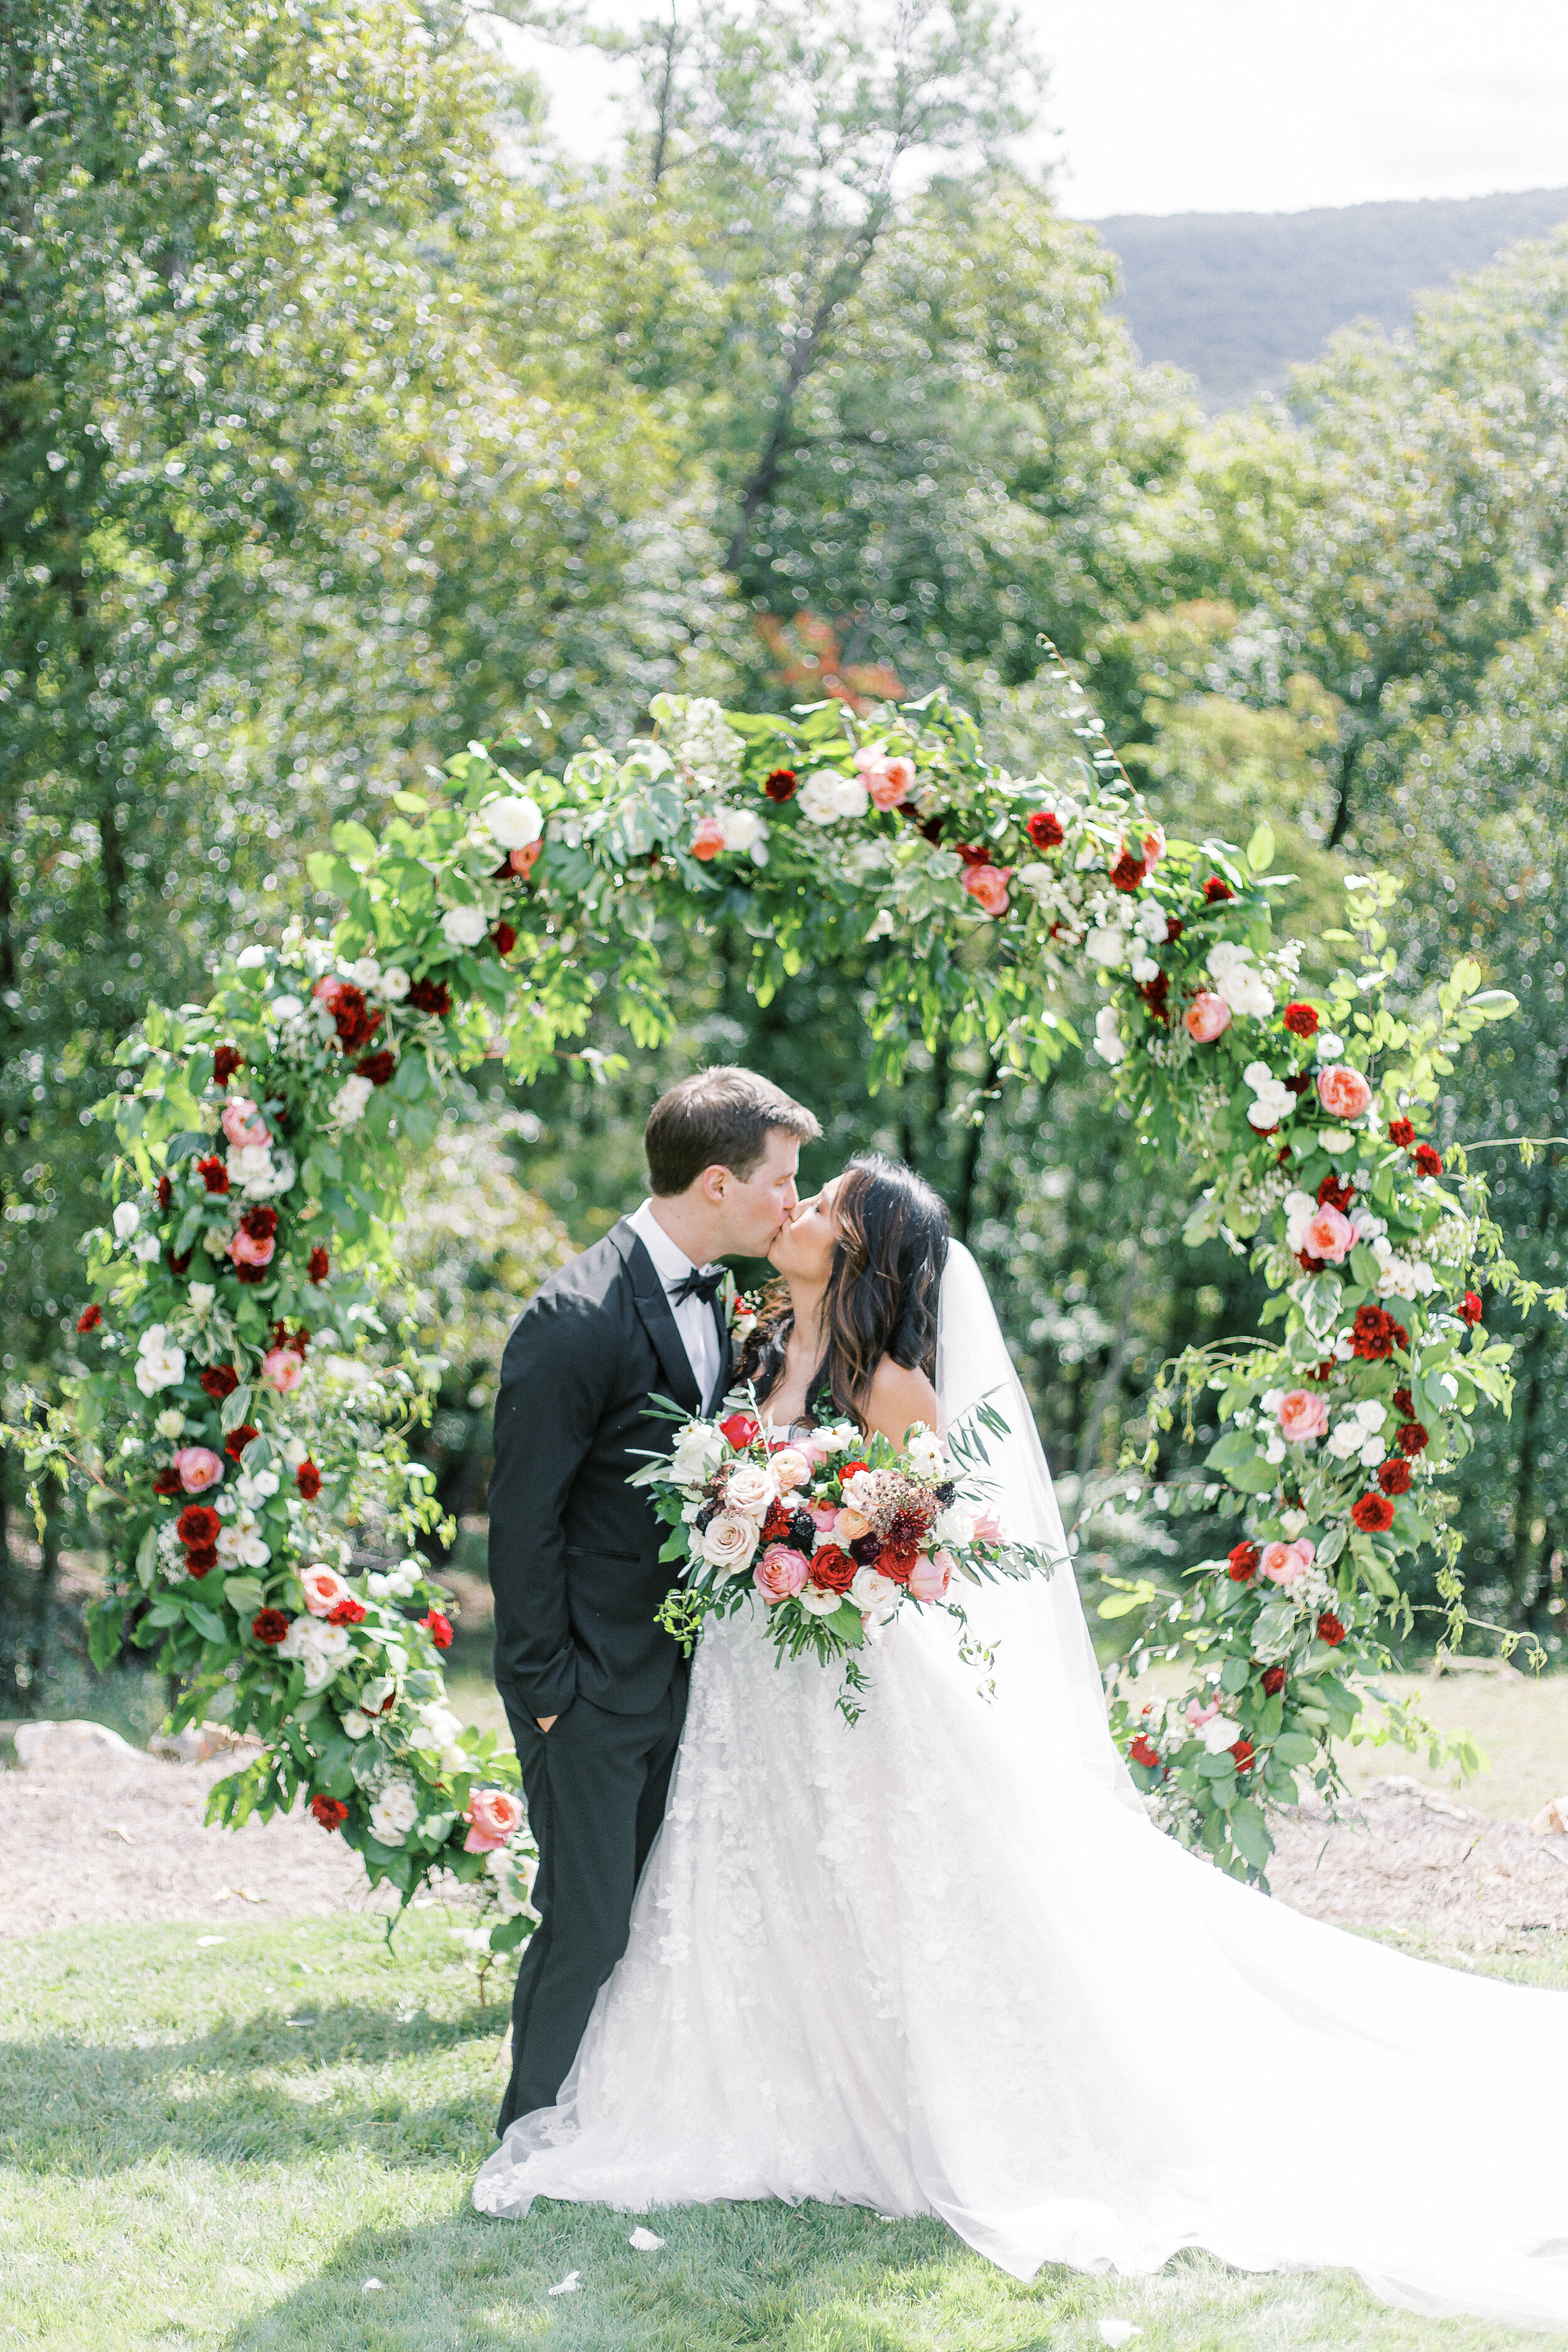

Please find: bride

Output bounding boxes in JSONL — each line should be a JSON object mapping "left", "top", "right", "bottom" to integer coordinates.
{"left": 475, "top": 1155, "right": 1568, "bottom": 2332}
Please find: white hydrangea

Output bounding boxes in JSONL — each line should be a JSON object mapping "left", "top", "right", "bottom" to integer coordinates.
{"left": 797, "top": 770, "right": 869, "bottom": 825}
{"left": 134, "top": 1324, "right": 185, "bottom": 1397}
{"left": 1093, "top": 1004, "right": 1126, "bottom": 1065}
{"left": 368, "top": 1777, "right": 420, "bottom": 1847}
{"left": 1242, "top": 1062, "right": 1296, "bottom": 1130}
{"left": 1207, "top": 941, "right": 1274, "bottom": 1021}
{"left": 331, "top": 1075, "right": 374, "bottom": 1126}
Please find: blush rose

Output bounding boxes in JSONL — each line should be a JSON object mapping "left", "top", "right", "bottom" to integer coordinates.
{"left": 754, "top": 1544, "right": 810, "bottom": 1602}
{"left": 1316, "top": 1064, "right": 1373, "bottom": 1121}
{"left": 173, "top": 1446, "right": 225, "bottom": 1494}
{"left": 465, "top": 1787, "right": 524, "bottom": 1852}
{"left": 1184, "top": 992, "right": 1232, "bottom": 1042}
{"left": 1277, "top": 1389, "right": 1330, "bottom": 1443}
{"left": 260, "top": 1345, "right": 305, "bottom": 1394}
{"left": 302, "top": 1564, "right": 352, "bottom": 1617}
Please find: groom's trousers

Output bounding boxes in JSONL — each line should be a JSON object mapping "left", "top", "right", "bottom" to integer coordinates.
{"left": 497, "top": 1667, "right": 688, "bottom": 2134}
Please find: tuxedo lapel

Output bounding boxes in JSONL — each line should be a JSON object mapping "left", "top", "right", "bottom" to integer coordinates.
{"left": 608, "top": 1220, "right": 702, "bottom": 1416}
{"left": 706, "top": 1295, "right": 732, "bottom": 1416}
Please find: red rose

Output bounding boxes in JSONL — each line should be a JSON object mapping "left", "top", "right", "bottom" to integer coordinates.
{"left": 240, "top": 1204, "right": 278, "bottom": 1241}
{"left": 357, "top": 1049, "right": 396, "bottom": 1086}
{"left": 76, "top": 1303, "right": 102, "bottom": 1333}
{"left": 225, "top": 1423, "right": 260, "bottom": 1461}
{"left": 1230, "top": 1737, "right": 1256, "bottom": 1774}
{"left": 176, "top": 1503, "right": 222, "bottom": 1547}
{"left": 184, "top": 1544, "right": 219, "bottom": 1576}
{"left": 1396, "top": 1421, "right": 1429, "bottom": 1456}
{"left": 1139, "top": 970, "right": 1170, "bottom": 1022}
{"left": 808, "top": 1545, "right": 857, "bottom": 1594}
{"left": 1392, "top": 1386, "right": 1414, "bottom": 1417}
{"left": 955, "top": 842, "right": 992, "bottom": 867}
{"left": 1298, "top": 1249, "right": 1327, "bottom": 1272}
{"left": 1316, "top": 1612, "right": 1346, "bottom": 1646}
{"left": 490, "top": 923, "right": 517, "bottom": 958}
{"left": 199, "top": 1364, "right": 240, "bottom": 1402}
{"left": 213, "top": 1044, "right": 244, "bottom": 1086}
{"left": 310, "top": 1794, "right": 349, "bottom": 1831}
{"left": 157, "top": 1173, "right": 172, "bottom": 1211}
{"left": 1414, "top": 1143, "right": 1443, "bottom": 1177}
{"left": 719, "top": 1412, "right": 760, "bottom": 1449}
{"left": 327, "top": 1598, "right": 366, "bottom": 1626}
{"left": 1025, "top": 810, "right": 1065, "bottom": 849}
{"left": 196, "top": 1155, "right": 230, "bottom": 1195}
{"left": 1350, "top": 1305, "right": 1408, "bottom": 1361}
{"left": 1378, "top": 1457, "right": 1412, "bottom": 1496}
{"left": 1455, "top": 1289, "right": 1481, "bottom": 1328}
{"left": 324, "top": 982, "right": 381, "bottom": 1054}
{"left": 295, "top": 1459, "right": 322, "bottom": 1501}
{"left": 167, "top": 1247, "right": 193, "bottom": 1276}
{"left": 252, "top": 1609, "right": 292, "bottom": 1646}
{"left": 1227, "top": 1541, "right": 1260, "bottom": 1582}
{"left": 839, "top": 1461, "right": 870, "bottom": 1485}
{"left": 1203, "top": 875, "right": 1234, "bottom": 903}
{"left": 1110, "top": 849, "right": 1147, "bottom": 893}
{"left": 764, "top": 767, "right": 797, "bottom": 803}
{"left": 1387, "top": 1117, "right": 1415, "bottom": 1148}
{"left": 1351, "top": 1492, "right": 1395, "bottom": 1533}
{"left": 1283, "top": 1002, "right": 1319, "bottom": 1038}
{"left": 877, "top": 1544, "right": 918, "bottom": 1584}
{"left": 1129, "top": 1733, "right": 1161, "bottom": 1769}
{"left": 1261, "top": 1665, "right": 1286, "bottom": 1697}
{"left": 307, "top": 1246, "right": 331, "bottom": 1284}
{"left": 420, "top": 1607, "right": 453, "bottom": 1649}
{"left": 406, "top": 977, "right": 452, "bottom": 1018}
{"left": 152, "top": 1467, "right": 183, "bottom": 1497}
{"left": 1165, "top": 915, "right": 1184, "bottom": 943}
{"left": 1316, "top": 1173, "right": 1353, "bottom": 1213}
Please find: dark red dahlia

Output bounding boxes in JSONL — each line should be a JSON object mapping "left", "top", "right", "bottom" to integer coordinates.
{"left": 1227, "top": 1542, "right": 1260, "bottom": 1582}
{"left": 1261, "top": 1665, "right": 1287, "bottom": 1697}
{"left": 1378, "top": 1458, "right": 1412, "bottom": 1496}
{"left": 955, "top": 842, "right": 992, "bottom": 867}
{"left": 1110, "top": 849, "right": 1147, "bottom": 892}
{"left": 224, "top": 1423, "right": 260, "bottom": 1462}
{"left": 1230, "top": 1737, "right": 1256, "bottom": 1773}
{"left": 1316, "top": 1613, "right": 1346, "bottom": 1646}
{"left": 763, "top": 768, "right": 797, "bottom": 803}
{"left": 1129, "top": 1734, "right": 1161, "bottom": 1770}
{"left": 184, "top": 1544, "right": 219, "bottom": 1577}
{"left": 240, "top": 1204, "right": 278, "bottom": 1242}
{"left": 357, "top": 1049, "right": 396, "bottom": 1087}
{"left": 1317, "top": 1173, "right": 1354, "bottom": 1213}
{"left": 406, "top": 977, "right": 452, "bottom": 1019}
{"left": 1025, "top": 810, "right": 1065, "bottom": 850}
{"left": 157, "top": 1174, "right": 172, "bottom": 1211}
{"left": 1283, "top": 1002, "right": 1319, "bottom": 1038}
{"left": 196, "top": 1155, "right": 230, "bottom": 1195}
{"left": 327, "top": 1597, "right": 366, "bottom": 1626}
{"left": 152, "top": 1467, "right": 183, "bottom": 1498}
{"left": 213, "top": 1045, "right": 244, "bottom": 1086}
{"left": 1165, "top": 915, "right": 1185, "bottom": 943}
{"left": 327, "top": 983, "right": 383, "bottom": 1054}
{"left": 1392, "top": 1386, "right": 1414, "bottom": 1417}
{"left": 490, "top": 923, "right": 517, "bottom": 958}
{"left": 1350, "top": 1305, "right": 1408, "bottom": 1362}
{"left": 1396, "top": 1421, "right": 1429, "bottom": 1456}
{"left": 176, "top": 1503, "right": 221, "bottom": 1548}
{"left": 1139, "top": 970, "right": 1170, "bottom": 1022}
{"left": 1414, "top": 1143, "right": 1443, "bottom": 1178}
{"left": 1387, "top": 1117, "right": 1416, "bottom": 1148}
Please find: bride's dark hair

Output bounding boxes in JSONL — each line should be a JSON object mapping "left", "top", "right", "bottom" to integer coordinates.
{"left": 738, "top": 1154, "right": 950, "bottom": 1428}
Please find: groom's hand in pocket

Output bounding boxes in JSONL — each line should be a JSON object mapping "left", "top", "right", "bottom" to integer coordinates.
{"left": 537, "top": 1715, "right": 558, "bottom": 1734}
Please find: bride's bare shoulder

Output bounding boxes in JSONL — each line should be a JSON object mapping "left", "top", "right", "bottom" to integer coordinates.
{"left": 864, "top": 1355, "right": 943, "bottom": 1449}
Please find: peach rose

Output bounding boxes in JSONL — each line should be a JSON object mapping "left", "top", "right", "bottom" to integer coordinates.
{"left": 228, "top": 1227, "right": 275, "bottom": 1269}
{"left": 174, "top": 1445, "right": 225, "bottom": 1493}
{"left": 834, "top": 1507, "right": 872, "bottom": 1544}
{"left": 220, "top": 1096, "right": 269, "bottom": 1150}
{"left": 724, "top": 1463, "right": 778, "bottom": 1521}
{"left": 260, "top": 1345, "right": 305, "bottom": 1394}
{"left": 1184, "top": 992, "right": 1232, "bottom": 1042}
{"left": 1277, "top": 1389, "right": 1329, "bottom": 1444}
{"left": 856, "top": 750, "right": 916, "bottom": 809}
{"left": 510, "top": 839, "right": 543, "bottom": 877}
{"left": 1302, "top": 1205, "right": 1353, "bottom": 1264}
{"left": 464, "top": 1786, "right": 524, "bottom": 1853}
{"left": 755, "top": 1544, "right": 810, "bottom": 1602}
{"left": 302, "top": 1564, "right": 352, "bottom": 1617}
{"left": 1316, "top": 1064, "right": 1373, "bottom": 1121}
{"left": 690, "top": 815, "right": 725, "bottom": 862}
{"left": 770, "top": 1446, "right": 812, "bottom": 1491}
{"left": 1261, "top": 1538, "right": 1315, "bottom": 1585}
{"left": 908, "top": 1549, "right": 954, "bottom": 1602}
{"left": 698, "top": 1510, "right": 758, "bottom": 1574}
{"left": 963, "top": 864, "right": 1010, "bottom": 918}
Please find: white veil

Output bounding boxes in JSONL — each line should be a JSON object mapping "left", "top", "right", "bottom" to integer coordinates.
{"left": 935, "top": 1239, "right": 1142, "bottom": 1813}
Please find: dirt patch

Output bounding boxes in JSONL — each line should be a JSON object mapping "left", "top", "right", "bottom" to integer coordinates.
{"left": 1268, "top": 1774, "right": 1568, "bottom": 1944}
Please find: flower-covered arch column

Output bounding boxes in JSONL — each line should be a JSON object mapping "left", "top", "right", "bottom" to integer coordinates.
{"left": 21, "top": 660, "right": 1526, "bottom": 1910}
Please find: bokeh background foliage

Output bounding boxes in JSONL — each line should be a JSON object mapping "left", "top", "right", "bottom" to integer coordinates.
{"left": 6, "top": 0, "right": 1568, "bottom": 1726}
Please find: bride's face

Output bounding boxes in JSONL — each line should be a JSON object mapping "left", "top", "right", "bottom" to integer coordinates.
{"left": 768, "top": 1175, "right": 843, "bottom": 1281}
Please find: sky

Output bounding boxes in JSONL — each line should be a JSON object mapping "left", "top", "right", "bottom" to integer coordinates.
{"left": 475, "top": 0, "right": 1568, "bottom": 219}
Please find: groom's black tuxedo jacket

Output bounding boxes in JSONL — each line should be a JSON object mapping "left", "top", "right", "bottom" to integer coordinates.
{"left": 488, "top": 1219, "right": 731, "bottom": 1722}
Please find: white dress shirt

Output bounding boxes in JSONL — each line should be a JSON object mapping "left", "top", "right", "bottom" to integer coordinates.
{"left": 626, "top": 1198, "right": 723, "bottom": 1409}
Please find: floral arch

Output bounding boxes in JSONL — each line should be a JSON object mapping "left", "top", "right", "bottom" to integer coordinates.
{"left": 16, "top": 655, "right": 1526, "bottom": 1919}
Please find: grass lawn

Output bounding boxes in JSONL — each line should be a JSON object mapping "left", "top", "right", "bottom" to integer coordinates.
{"left": 4, "top": 1917, "right": 1568, "bottom": 2349}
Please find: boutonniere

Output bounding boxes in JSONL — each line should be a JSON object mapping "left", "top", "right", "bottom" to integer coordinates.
{"left": 721, "top": 1273, "right": 761, "bottom": 1343}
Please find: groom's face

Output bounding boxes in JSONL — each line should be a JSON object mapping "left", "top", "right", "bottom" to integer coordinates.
{"left": 711, "top": 1127, "right": 802, "bottom": 1257}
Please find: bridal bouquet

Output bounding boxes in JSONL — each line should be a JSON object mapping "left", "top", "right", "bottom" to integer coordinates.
{"left": 631, "top": 1397, "right": 1052, "bottom": 1714}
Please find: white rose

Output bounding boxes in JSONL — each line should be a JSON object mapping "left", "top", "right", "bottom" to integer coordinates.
{"left": 849, "top": 1566, "right": 898, "bottom": 1611}
{"left": 1283, "top": 1190, "right": 1316, "bottom": 1252}
{"left": 331, "top": 1075, "right": 374, "bottom": 1126}
{"left": 1130, "top": 955, "right": 1159, "bottom": 985}
{"left": 132, "top": 1233, "right": 160, "bottom": 1261}
{"left": 235, "top": 944, "right": 269, "bottom": 970}
{"left": 369, "top": 1781, "right": 420, "bottom": 1846}
{"left": 724, "top": 1463, "right": 778, "bottom": 1520}
{"left": 483, "top": 795, "right": 543, "bottom": 850}
{"left": 154, "top": 1407, "right": 186, "bottom": 1439}
{"left": 188, "top": 1283, "right": 216, "bottom": 1312}
{"left": 1325, "top": 1421, "right": 1363, "bottom": 1460}
{"left": 831, "top": 774, "right": 869, "bottom": 820}
{"left": 340, "top": 1708, "right": 372, "bottom": 1740}
{"left": 1354, "top": 1399, "right": 1387, "bottom": 1431}
{"left": 381, "top": 966, "right": 411, "bottom": 1002}
{"left": 270, "top": 993, "right": 305, "bottom": 1022}
{"left": 278, "top": 1617, "right": 352, "bottom": 1694}
{"left": 349, "top": 956, "right": 381, "bottom": 988}
{"left": 934, "top": 1499, "right": 977, "bottom": 1547}
{"left": 717, "top": 807, "right": 766, "bottom": 859}
{"left": 112, "top": 1202, "right": 140, "bottom": 1241}
{"left": 134, "top": 1324, "right": 185, "bottom": 1396}
{"left": 1200, "top": 1714, "right": 1241, "bottom": 1754}
{"left": 1086, "top": 926, "right": 1128, "bottom": 968}
{"left": 670, "top": 1423, "right": 724, "bottom": 1486}
{"left": 440, "top": 903, "right": 488, "bottom": 948}
{"left": 1358, "top": 1436, "right": 1387, "bottom": 1467}
{"left": 798, "top": 1583, "right": 845, "bottom": 1616}
{"left": 699, "top": 1510, "right": 758, "bottom": 1574}
{"left": 1136, "top": 901, "right": 1168, "bottom": 943}
{"left": 1093, "top": 1004, "right": 1126, "bottom": 1066}
{"left": 904, "top": 1427, "right": 946, "bottom": 1478}
{"left": 798, "top": 770, "right": 849, "bottom": 825}
{"left": 1315, "top": 1030, "right": 1345, "bottom": 1061}
{"left": 1264, "top": 1436, "right": 1286, "bottom": 1465}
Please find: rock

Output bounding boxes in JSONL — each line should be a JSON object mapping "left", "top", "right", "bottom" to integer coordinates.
{"left": 149, "top": 1724, "right": 239, "bottom": 1764}
{"left": 1530, "top": 1795, "right": 1568, "bottom": 1836}
{"left": 12, "top": 1719, "right": 138, "bottom": 1769}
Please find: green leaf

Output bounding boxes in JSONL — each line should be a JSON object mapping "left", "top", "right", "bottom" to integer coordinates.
{"left": 221, "top": 1575, "right": 266, "bottom": 1615}
{"left": 188, "top": 1602, "right": 228, "bottom": 1644}
{"left": 135, "top": 1523, "right": 157, "bottom": 1591}
{"left": 1270, "top": 1731, "right": 1318, "bottom": 1766}
{"left": 220, "top": 1383, "right": 253, "bottom": 1433}
{"left": 1245, "top": 820, "right": 1275, "bottom": 875}
{"left": 1348, "top": 1243, "right": 1383, "bottom": 1290}
{"left": 1465, "top": 988, "right": 1518, "bottom": 1022}
{"left": 1226, "top": 1798, "right": 1274, "bottom": 1867}
{"left": 331, "top": 820, "right": 379, "bottom": 861}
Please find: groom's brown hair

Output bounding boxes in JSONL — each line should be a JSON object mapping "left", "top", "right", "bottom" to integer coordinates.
{"left": 645, "top": 1066, "right": 819, "bottom": 1195}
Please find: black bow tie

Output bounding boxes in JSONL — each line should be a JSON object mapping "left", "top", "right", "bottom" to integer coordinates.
{"left": 672, "top": 1266, "right": 724, "bottom": 1307}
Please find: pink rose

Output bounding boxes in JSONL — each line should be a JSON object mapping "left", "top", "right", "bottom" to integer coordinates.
{"left": 1261, "top": 1539, "right": 1315, "bottom": 1585}
{"left": 755, "top": 1544, "right": 810, "bottom": 1602}
{"left": 690, "top": 815, "right": 725, "bottom": 862}
{"left": 174, "top": 1446, "right": 225, "bottom": 1494}
{"left": 1316, "top": 1064, "right": 1373, "bottom": 1121}
{"left": 963, "top": 864, "right": 1010, "bottom": 918}
{"left": 464, "top": 1786, "right": 524, "bottom": 1853}
{"left": 228, "top": 1226, "right": 275, "bottom": 1269}
{"left": 301, "top": 1564, "right": 351, "bottom": 1617}
{"left": 856, "top": 751, "right": 916, "bottom": 810}
{"left": 260, "top": 1345, "right": 306, "bottom": 1394}
{"left": 1303, "top": 1205, "right": 1354, "bottom": 1264}
{"left": 808, "top": 1500, "right": 839, "bottom": 1534}
{"left": 511, "top": 840, "right": 542, "bottom": 878}
{"left": 220, "top": 1096, "right": 269, "bottom": 1150}
{"left": 1184, "top": 992, "right": 1232, "bottom": 1042}
{"left": 1277, "top": 1389, "right": 1330, "bottom": 1443}
{"left": 971, "top": 1504, "right": 1005, "bottom": 1545}
{"left": 1137, "top": 823, "right": 1166, "bottom": 871}
{"left": 908, "top": 1549, "right": 954, "bottom": 1602}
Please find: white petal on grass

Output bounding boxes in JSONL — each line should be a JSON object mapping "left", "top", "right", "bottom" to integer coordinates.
{"left": 195, "top": 1935, "right": 226, "bottom": 1946}
{"left": 628, "top": 2227, "right": 665, "bottom": 2252}
{"left": 361, "top": 2278, "right": 386, "bottom": 2293}
{"left": 1098, "top": 2323, "right": 1142, "bottom": 2347}
{"left": 548, "top": 2270, "right": 582, "bottom": 2295}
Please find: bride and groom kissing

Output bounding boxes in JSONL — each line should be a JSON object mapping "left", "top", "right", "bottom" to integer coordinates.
{"left": 477, "top": 1067, "right": 1568, "bottom": 2333}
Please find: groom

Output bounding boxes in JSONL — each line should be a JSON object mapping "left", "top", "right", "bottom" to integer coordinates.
{"left": 488, "top": 1065, "right": 820, "bottom": 2134}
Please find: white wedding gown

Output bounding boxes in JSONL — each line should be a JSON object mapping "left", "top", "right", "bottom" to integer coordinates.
{"left": 474, "top": 1244, "right": 1568, "bottom": 2333}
